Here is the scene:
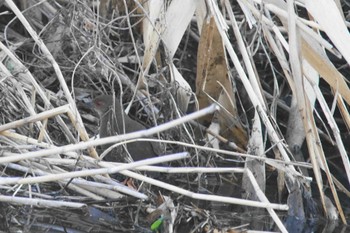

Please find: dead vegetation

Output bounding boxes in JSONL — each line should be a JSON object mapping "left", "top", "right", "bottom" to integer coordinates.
{"left": 0, "top": 0, "right": 349, "bottom": 232}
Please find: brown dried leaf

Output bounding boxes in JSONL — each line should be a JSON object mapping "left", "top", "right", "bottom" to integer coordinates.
{"left": 196, "top": 16, "right": 247, "bottom": 148}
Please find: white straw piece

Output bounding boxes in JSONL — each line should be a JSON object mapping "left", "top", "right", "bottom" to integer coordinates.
{"left": 120, "top": 170, "right": 289, "bottom": 210}
{"left": 245, "top": 168, "right": 288, "bottom": 233}
{"left": 0, "top": 195, "right": 86, "bottom": 208}
{"left": 5, "top": 153, "right": 189, "bottom": 185}
{"left": 0, "top": 105, "right": 70, "bottom": 132}
{"left": 0, "top": 104, "right": 217, "bottom": 164}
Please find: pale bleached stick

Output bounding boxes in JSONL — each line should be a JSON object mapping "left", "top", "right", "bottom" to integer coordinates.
{"left": 87, "top": 175, "right": 149, "bottom": 200}
{"left": 245, "top": 168, "right": 287, "bottom": 233}
{"left": 120, "top": 169, "right": 289, "bottom": 210}
{"left": 45, "top": 162, "right": 147, "bottom": 199}
{"left": 0, "top": 195, "right": 86, "bottom": 208}
{"left": 99, "top": 138, "right": 313, "bottom": 171}
{"left": 0, "top": 153, "right": 188, "bottom": 185}
{"left": 0, "top": 130, "right": 313, "bottom": 171}
{"left": 61, "top": 182, "right": 105, "bottom": 201}
{"left": 5, "top": 162, "right": 147, "bottom": 200}
{"left": 0, "top": 130, "right": 80, "bottom": 158}
{"left": 0, "top": 104, "right": 217, "bottom": 164}
{"left": 5, "top": 162, "right": 105, "bottom": 201}
{"left": 76, "top": 183, "right": 124, "bottom": 200}
{"left": 225, "top": 0, "right": 265, "bottom": 108}
{"left": 32, "top": 157, "right": 246, "bottom": 174}
{"left": 0, "top": 131, "right": 312, "bottom": 177}
{"left": 0, "top": 105, "right": 70, "bottom": 132}
{"left": 31, "top": 162, "right": 122, "bottom": 200}
{"left": 45, "top": 158, "right": 246, "bottom": 174}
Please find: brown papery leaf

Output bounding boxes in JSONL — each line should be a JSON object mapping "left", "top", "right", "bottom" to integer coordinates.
{"left": 196, "top": 16, "right": 247, "bottom": 148}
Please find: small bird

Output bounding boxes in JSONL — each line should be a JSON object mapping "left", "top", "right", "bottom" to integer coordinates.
{"left": 92, "top": 95, "right": 160, "bottom": 162}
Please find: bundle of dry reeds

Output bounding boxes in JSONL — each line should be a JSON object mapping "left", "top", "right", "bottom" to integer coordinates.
{"left": 0, "top": 0, "right": 349, "bottom": 232}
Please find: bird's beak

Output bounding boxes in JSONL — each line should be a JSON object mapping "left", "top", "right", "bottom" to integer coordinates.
{"left": 80, "top": 97, "right": 94, "bottom": 109}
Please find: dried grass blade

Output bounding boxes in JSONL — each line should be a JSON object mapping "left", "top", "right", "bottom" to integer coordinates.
{"left": 305, "top": 0, "right": 350, "bottom": 64}
{"left": 301, "top": 40, "right": 350, "bottom": 105}
{"left": 121, "top": 170, "right": 289, "bottom": 210}
{"left": 208, "top": 1, "right": 301, "bottom": 181}
{"left": 0, "top": 195, "right": 86, "bottom": 208}
{"left": 0, "top": 105, "right": 70, "bottom": 132}
{"left": 245, "top": 168, "right": 287, "bottom": 233}
{"left": 4, "top": 0, "right": 97, "bottom": 158}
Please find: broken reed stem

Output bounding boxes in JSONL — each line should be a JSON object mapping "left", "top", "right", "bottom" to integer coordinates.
{"left": 30, "top": 156, "right": 247, "bottom": 174}
{"left": 0, "top": 105, "right": 70, "bottom": 132}
{"left": 120, "top": 169, "right": 289, "bottom": 211}
{"left": 5, "top": 162, "right": 148, "bottom": 200}
{"left": 245, "top": 168, "right": 288, "bottom": 233}
{"left": 0, "top": 152, "right": 189, "bottom": 185}
{"left": 0, "top": 104, "right": 218, "bottom": 164}
{"left": 0, "top": 130, "right": 313, "bottom": 172}
{"left": 0, "top": 195, "right": 86, "bottom": 208}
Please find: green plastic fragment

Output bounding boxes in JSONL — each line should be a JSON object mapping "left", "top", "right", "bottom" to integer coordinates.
{"left": 151, "top": 216, "right": 164, "bottom": 231}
